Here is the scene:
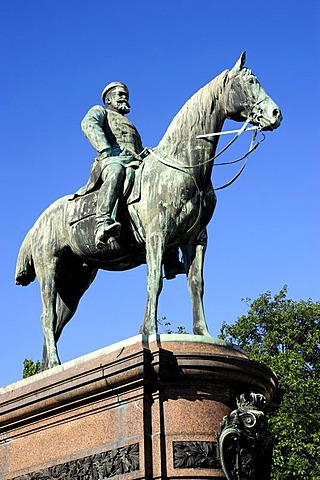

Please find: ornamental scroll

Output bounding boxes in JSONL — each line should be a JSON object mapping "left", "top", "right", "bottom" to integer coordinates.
{"left": 217, "top": 393, "right": 273, "bottom": 480}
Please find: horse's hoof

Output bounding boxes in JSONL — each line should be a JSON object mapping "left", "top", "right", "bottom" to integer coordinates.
{"left": 43, "top": 359, "right": 61, "bottom": 370}
{"left": 193, "top": 328, "right": 210, "bottom": 336}
{"left": 139, "top": 326, "right": 156, "bottom": 336}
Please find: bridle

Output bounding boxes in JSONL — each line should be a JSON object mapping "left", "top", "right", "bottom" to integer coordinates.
{"left": 146, "top": 117, "right": 266, "bottom": 240}
{"left": 148, "top": 110, "right": 266, "bottom": 192}
{"left": 144, "top": 79, "right": 271, "bottom": 238}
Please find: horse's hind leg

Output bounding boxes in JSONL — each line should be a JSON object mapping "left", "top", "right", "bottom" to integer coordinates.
{"left": 41, "top": 264, "right": 98, "bottom": 368}
{"left": 37, "top": 258, "right": 61, "bottom": 370}
{"left": 56, "top": 265, "right": 98, "bottom": 340}
{"left": 182, "top": 229, "right": 210, "bottom": 336}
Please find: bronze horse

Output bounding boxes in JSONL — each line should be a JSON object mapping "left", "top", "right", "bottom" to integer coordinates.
{"left": 15, "top": 53, "right": 282, "bottom": 370}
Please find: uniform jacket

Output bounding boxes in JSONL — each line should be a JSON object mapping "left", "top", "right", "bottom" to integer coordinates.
{"left": 73, "top": 106, "right": 143, "bottom": 197}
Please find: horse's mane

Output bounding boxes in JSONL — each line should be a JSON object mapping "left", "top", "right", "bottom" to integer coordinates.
{"left": 157, "top": 70, "right": 229, "bottom": 158}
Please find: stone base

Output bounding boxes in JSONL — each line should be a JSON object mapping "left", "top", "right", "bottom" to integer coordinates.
{"left": 0, "top": 334, "right": 277, "bottom": 479}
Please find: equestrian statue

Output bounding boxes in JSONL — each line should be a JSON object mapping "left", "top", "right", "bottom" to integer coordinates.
{"left": 15, "top": 52, "right": 282, "bottom": 370}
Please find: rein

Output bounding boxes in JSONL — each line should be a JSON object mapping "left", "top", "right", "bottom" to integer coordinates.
{"left": 150, "top": 119, "right": 249, "bottom": 171}
{"left": 149, "top": 119, "right": 265, "bottom": 191}
{"left": 146, "top": 120, "right": 264, "bottom": 240}
{"left": 214, "top": 127, "right": 265, "bottom": 190}
{"left": 148, "top": 92, "right": 270, "bottom": 184}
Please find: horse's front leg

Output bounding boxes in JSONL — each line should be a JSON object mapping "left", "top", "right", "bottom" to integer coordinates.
{"left": 140, "top": 232, "right": 165, "bottom": 335}
{"left": 182, "top": 229, "right": 210, "bottom": 336}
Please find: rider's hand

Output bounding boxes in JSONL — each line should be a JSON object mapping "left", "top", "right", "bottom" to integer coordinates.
{"left": 99, "top": 147, "right": 112, "bottom": 159}
{"left": 111, "top": 146, "right": 121, "bottom": 156}
{"left": 119, "top": 148, "right": 128, "bottom": 156}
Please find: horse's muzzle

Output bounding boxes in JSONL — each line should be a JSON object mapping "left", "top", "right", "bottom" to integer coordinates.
{"left": 255, "top": 103, "right": 283, "bottom": 131}
{"left": 261, "top": 108, "right": 283, "bottom": 131}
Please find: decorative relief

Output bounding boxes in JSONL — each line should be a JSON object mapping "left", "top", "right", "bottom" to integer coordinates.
{"left": 217, "top": 393, "right": 273, "bottom": 480}
{"left": 173, "top": 441, "right": 220, "bottom": 469}
{"left": 13, "top": 443, "right": 139, "bottom": 480}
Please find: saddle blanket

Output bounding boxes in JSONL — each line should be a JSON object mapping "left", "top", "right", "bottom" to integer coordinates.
{"left": 68, "top": 162, "right": 144, "bottom": 226}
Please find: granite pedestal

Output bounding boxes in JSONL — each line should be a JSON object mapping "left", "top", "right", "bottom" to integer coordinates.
{"left": 0, "top": 335, "right": 277, "bottom": 479}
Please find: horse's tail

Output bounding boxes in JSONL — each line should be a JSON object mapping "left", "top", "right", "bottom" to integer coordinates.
{"left": 15, "top": 229, "right": 36, "bottom": 286}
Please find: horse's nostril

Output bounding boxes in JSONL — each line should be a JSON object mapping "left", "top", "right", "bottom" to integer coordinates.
{"left": 273, "top": 108, "right": 280, "bottom": 117}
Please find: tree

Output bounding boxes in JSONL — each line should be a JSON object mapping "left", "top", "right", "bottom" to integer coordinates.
{"left": 23, "top": 358, "right": 41, "bottom": 378}
{"left": 219, "top": 286, "right": 320, "bottom": 480}
{"left": 157, "top": 317, "right": 188, "bottom": 334}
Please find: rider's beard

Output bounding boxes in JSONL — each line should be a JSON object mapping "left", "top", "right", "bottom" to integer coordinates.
{"left": 116, "top": 100, "right": 131, "bottom": 114}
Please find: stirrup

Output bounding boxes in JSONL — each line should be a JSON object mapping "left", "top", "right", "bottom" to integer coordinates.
{"left": 95, "top": 220, "right": 121, "bottom": 248}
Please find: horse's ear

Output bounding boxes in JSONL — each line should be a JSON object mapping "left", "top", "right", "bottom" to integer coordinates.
{"left": 231, "top": 51, "right": 246, "bottom": 72}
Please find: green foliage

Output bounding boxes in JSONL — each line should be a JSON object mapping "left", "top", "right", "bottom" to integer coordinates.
{"left": 219, "top": 286, "right": 320, "bottom": 479}
{"left": 23, "top": 358, "right": 42, "bottom": 378}
{"left": 157, "top": 317, "right": 188, "bottom": 334}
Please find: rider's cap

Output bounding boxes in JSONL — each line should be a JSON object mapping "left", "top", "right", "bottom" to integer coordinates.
{"left": 101, "top": 82, "right": 129, "bottom": 104}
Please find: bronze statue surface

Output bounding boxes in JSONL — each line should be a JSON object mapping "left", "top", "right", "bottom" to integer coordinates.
{"left": 78, "top": 82, "right": 145, "bottom": 247}
{"left": 15, "top": 53, "right": 282, "bottom": 370}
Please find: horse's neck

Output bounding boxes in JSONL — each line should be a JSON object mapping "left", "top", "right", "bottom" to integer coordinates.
{"left": 156, "top": 71, "right": 228, "bottom": 176}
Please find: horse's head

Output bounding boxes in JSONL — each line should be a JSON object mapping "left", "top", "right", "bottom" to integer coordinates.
{"left": 225, "top": 52, "right": 282, "bottom": 131}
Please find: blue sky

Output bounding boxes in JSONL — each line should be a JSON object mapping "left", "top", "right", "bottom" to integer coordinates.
{"left": 1, "top": 1, "right": 319, "bottom": 386}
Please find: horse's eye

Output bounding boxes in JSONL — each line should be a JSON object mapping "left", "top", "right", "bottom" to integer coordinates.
{"left": 249, "top": 78, "right": 255, "bottom": 84}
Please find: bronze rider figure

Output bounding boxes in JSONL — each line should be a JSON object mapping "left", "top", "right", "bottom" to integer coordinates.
{"left": 78, "top": 81, "right": 184, "bottom": 278}
{"left": 80, "top": 82, "right": 143, "bottom": 247}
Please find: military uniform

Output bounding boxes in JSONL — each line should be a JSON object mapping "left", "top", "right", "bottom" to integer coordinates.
{"left": 73, "top": 82, "right": 184, "bottom": 277}
{"left": 72, "top": 78, "right": 146, "bottom": 247}
{"left": 75, "top": 105, "right": 143, "bottom": 198}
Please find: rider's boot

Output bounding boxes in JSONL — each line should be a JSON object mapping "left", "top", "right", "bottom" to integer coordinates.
{"left": 95, "top": 164, "right": 125, "bottom": 249}
{"left": 95, "top": 215, "right": 121, "bottom": 247}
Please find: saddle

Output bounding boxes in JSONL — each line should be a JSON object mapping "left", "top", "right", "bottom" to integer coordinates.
{"left": 68, "top": 161, "right": 144, "bottom": 227}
